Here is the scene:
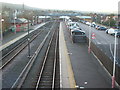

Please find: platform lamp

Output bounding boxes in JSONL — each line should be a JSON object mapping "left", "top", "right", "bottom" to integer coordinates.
{"left": 14, "top": 16, "right": 17, "bottom": 34}
{"left": 27, "top": 19, "right": 31, "bottom": 59}
{"left": 0, "top": 12, "right": 4, "bottom": 42}
{"left": 108, "top": 16, "right": 111, "bottom": 28}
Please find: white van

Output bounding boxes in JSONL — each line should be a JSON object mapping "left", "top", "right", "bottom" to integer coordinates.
{"left": 107, "top": 28, "right": 117, "bottom": 35}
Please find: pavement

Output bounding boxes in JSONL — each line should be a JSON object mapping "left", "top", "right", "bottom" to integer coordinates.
{"left": 0, "top": 22, "right": 46, "bottom": 51}
{"left": 59, "top": 22, "right": 76, "bottom": 88}
{"left": 60, "top": 21, "right": 112, "bottom": 88}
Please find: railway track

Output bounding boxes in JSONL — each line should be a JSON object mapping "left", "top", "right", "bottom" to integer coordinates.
{"left": 10, "top": 21, "right": 60, "bottom": 89}
{"left": 0, "top": 22, "right": 53, "bottom": 69}
{"left": 35, "top": 25, "right": 59, "bottom": 89}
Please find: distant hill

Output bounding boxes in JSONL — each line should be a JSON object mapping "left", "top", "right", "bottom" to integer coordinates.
{"left": 0, "top": 2, "right": 41, "bottom": 10}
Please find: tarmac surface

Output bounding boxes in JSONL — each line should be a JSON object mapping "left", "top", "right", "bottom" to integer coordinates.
{"left": 60, "top": 22, "right": 112, "bottom": 88}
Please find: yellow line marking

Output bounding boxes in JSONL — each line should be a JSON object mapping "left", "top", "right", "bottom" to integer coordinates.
{"left": 60, "top": 22, "right": 76, "bottom": 88}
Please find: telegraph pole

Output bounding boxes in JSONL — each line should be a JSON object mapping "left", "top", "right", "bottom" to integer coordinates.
{"left": 27, "top": 20, "right": 31, "bottom": 58}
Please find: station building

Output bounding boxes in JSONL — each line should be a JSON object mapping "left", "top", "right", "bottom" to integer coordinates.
{"left": 10, "top": 18, "right": 31, "bottom": 32}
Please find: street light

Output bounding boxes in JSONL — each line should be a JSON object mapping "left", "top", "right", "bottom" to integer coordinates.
{"left": 32, "top": 16, "right": 35, "bottom": 25}
{"left": 0, "top": 12, "right": 4, "bottom": 43}
{"left": 27, "top": 20, "right": 31, "bottom": 58}
{"left": 108, "top": 16, "right": 111, "bottom": 28}
{"left": 112, "top": 31, "right": 117, "bottom": 88}
{"left": 101, "top": 16, "right": 103, "bottom": 25}
{"left": 14, "top": 16, "right": 17, "bottom": 34}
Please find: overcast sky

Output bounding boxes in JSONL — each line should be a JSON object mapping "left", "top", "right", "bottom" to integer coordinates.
{"left": 0, "top": 0, "right": 120, "bottom": 13}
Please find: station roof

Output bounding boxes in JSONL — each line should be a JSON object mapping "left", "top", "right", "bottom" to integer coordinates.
{"left": 10, "top": 18, "right": 30, "bottom": 24}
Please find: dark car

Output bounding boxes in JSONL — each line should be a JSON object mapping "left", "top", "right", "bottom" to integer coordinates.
{"left": 116, "top": 31, "right": 120, "bottom": 37}
{"left": 105, "top": 29, "right": 108, "bottom": 34}
{"left": 117, "top": 31, "right": 120, "bottom": 37}
{"left": 98, "top": 27, "right": 107, "bottom": 30}
{"left": 112, "top": 31, "right": 120, "bottom": 37}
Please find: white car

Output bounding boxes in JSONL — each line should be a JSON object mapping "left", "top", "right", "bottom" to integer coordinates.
{"left": 69, "top": 25, "right": 81, "bottom": 31}
{"left": 107, "top": 28, "right": 118, "bottom": 35}
{"left": 86, "top": 22, "right": 91, "bottom": 26}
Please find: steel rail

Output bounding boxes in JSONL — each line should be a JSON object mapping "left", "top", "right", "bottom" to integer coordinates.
{"left": 35, "top": 25, "right": 58, "bottom": 89}
{"left": 11, "top": 22, "right": 55, "bottom": 88}
{"left": 0, "top": 29, "right": 43, "bottom": 69}
{"left": 52, "top": 29, "right": 59, "bottom": 89}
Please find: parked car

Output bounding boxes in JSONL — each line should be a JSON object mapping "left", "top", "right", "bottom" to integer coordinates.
{"left": 95, "top": 25, "right": 100, "bottom": 29}
{"left": 71, "top": 29, "right": 86, "bottom": 43}
{"left": 105, "top": 29, "right": 109, "bottom": 34}
{"left": 112, "top": 30, "right": 120, "bottom": 37}
{"left": 69, "top": 25, "right": 81, "bottom": 31}
{"left": 107, "top": 28, "right": 117, "bottom": 35}
{"left": 86, "top": 22, "right": 91, "bottom": 26}
{"left": 98, "top": 26, "right": 107, "bottom": 30}
{"left": 116, "top": 31, "right": 120, "bottom": 37}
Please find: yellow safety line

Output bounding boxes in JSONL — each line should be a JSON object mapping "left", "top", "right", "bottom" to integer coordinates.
{"left": 61, "top": 22, "right": 76, "bottom": 88}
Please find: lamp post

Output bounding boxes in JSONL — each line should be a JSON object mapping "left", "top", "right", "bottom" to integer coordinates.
{"left": 101, "top": 16, "right": 103, "bottom": 25}
{"left": 14, "top": 16, "right": 17, "bottom": 34}
{"left": 108, "top": 16, "right": 111, "bottom": 28}
{"left": 112, "top": 31, "right": 117, "bottom": 88}
{"left": 27, "top": 20, "right": 31, "bottom": 58}
{"left": 1, "top": 19, "right": 4, "bottom": 42}
{"left": 0, "top": 12, "right": 4, "bottom": 43}
{"left": 32, "top": 16, "right": 34, "bottom": 25}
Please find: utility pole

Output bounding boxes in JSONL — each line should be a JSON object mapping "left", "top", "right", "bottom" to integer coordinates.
{"left": 88, "top": 25, "right": 92, "bottom": 53}
{"left": 27, "top": 20, "right": 31, "bottom": 58}
{"left": 14, "top": 10, "right": 17, "bottom": 34}
{"left": 88, "top": 16, "right": 92, "bottom": 53}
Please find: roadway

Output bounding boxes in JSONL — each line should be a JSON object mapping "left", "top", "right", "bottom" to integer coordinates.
{"left": 79, "top": 23, "right": 120, "bottom": 64}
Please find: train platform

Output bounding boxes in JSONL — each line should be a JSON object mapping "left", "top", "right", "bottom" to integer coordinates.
{"left": 59, "top": 22, "right": 76, "bottom": 88}
{"left": 0, "top": 22, "right": 46, "bottom": 51}
{"left": 59, "top": 22, "right": 112, "bottom": 88}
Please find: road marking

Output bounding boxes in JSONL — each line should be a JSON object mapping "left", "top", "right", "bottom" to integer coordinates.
{"left": 109, "top": 43, "right": 114, "bottom": 58}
